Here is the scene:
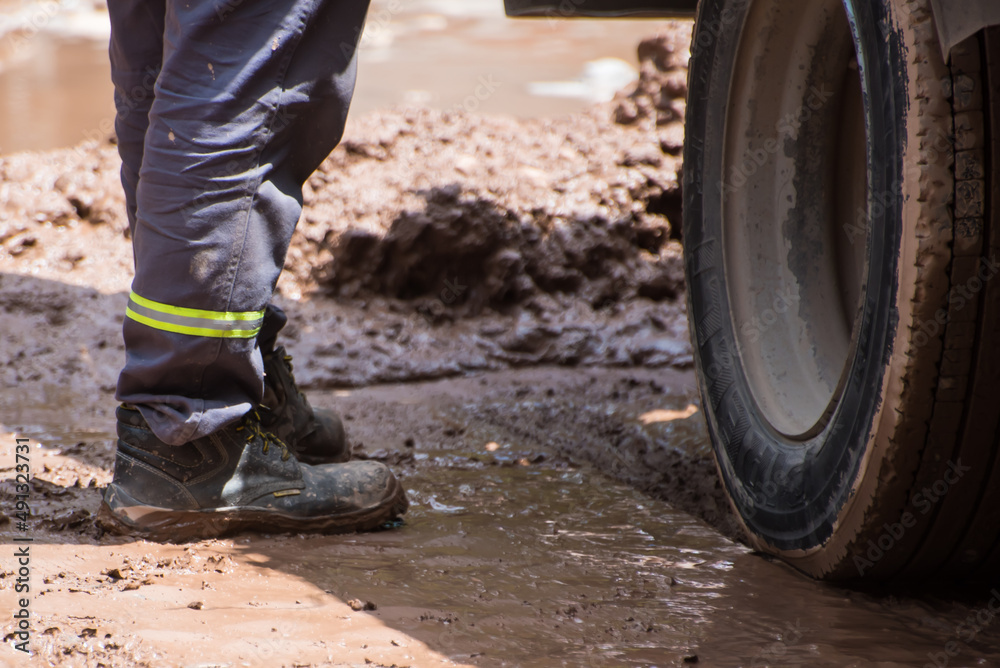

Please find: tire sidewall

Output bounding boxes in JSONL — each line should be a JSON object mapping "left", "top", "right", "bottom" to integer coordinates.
{"left": 683, "top": 0, "right": 908, "bottom": 557}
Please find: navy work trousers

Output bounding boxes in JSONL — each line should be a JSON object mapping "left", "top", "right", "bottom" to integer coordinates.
{"left": 110, "top": 0, "right": 369, "bottom": 445}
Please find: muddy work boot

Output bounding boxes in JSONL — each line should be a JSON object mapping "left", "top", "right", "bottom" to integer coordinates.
{"left": 98, "top": 405, "right": 408, "bottom": 541}
{"left": 261, "top": 346, "right": 349, "bottom": 464}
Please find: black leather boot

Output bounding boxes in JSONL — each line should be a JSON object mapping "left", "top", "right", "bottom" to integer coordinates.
{"left": 98, "top": 405, "right": 407, "bottom": 541}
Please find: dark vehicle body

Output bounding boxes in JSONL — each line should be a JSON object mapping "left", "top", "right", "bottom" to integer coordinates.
{"left": 505, "top": 0, "right": 1000, "bottom": 56}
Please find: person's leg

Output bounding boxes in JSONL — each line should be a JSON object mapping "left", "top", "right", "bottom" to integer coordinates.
{"left": 115, "top": 0, "right": 370, "bottom": 445}
{"left": 108, "top": 0, "right": 165, "bottom": 233}
{"left": 101, "top": 0, "right": 407, "bottom": 538}
{"left": 109, "top": 0, "right": 345, "bottom": 461}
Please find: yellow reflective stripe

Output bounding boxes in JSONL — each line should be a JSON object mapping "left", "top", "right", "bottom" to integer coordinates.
{"left": 125, "top": 289, "right": 265, "bottom": 339}
{"left": 129, "top": 290, "right": 265, "bottom": 322}
{"left": 125, "top": 307, "right": 260, "bottom": 339}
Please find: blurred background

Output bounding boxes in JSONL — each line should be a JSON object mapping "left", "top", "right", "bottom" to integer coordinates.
{"left": 0, "top": 0, "right": 667, "bottom": 153}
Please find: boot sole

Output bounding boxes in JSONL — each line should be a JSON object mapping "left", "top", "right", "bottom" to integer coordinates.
{"left": 96, "top": 476, "right": 408, "bottom": 542}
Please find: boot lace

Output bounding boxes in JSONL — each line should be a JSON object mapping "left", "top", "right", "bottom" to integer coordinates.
{"left": 236, "top": 410, "right": 292, "bottom": 461}
{"left": 281, "top": 353, "right": 307, "bottom": 401}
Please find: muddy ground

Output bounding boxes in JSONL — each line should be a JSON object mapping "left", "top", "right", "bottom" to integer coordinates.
{"left": 0, "top": 23, "right": 713, "bottom": 515}
{"left": 4, "top": 21, "right": 1000, "bottom": 668}
{"left": 0, "top": 24, "right": 732, "bottom": 666}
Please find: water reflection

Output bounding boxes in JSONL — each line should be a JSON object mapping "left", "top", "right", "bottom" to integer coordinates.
{"left": 318, "top": 462, "right": 732, "bottom": 666}
{"left": 0, "top": 0, "right": 668, "bottom": 153}
{"left": 11, "top": 378, "right": 1000, "bottom": 666}
{"left": 0, "top": 33, "right": 113, "bottom": 153}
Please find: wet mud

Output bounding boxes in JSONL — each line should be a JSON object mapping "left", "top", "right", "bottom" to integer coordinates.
{"left": 6, "top": 370, "right": 1000, "bottom": 667}
{"left": 0, "top": 29, "right": 694, "bottom": 397}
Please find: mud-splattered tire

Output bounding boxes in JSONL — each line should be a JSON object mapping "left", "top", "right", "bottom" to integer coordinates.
{"left": 683, "top": 0, "right": 1000, "bottom": 580}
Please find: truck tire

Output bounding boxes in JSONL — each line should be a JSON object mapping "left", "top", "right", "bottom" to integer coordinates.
{"left": 683, "top": 0, "right": 1000, "bottom": 580}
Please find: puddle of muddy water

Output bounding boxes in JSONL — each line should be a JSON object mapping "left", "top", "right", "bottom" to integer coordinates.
{"left": 9, "top": 369, "right": 1000, "bottom": 667}
{"left": 0, "top": 32, "right": 114, "bottom": 154}
{"left": 293, "top": 451, "right": 1000, "bottom": 667}
{"left": 0, "top": 0, "right": 671, "bottom": 153}
{"left": 313, "top": 461, "right": 735, "bottom": 666}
